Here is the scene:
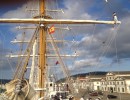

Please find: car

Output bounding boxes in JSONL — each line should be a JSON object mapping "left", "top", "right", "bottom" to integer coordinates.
{"left": 89, "top": 92, "right": 98, "bottom": 96}
{"left": 98, "top": 91, "right": 103, "bottom": 95}
{"left": 107, "top": 94, "right": 117, "bottom": 99}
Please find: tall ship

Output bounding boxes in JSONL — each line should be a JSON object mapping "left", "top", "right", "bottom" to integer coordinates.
{"left": 0, "top": 0, "right": 121, "bottom": 100}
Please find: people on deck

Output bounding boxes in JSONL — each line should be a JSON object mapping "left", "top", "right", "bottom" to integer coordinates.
{"left": 86, "top": 98, "right": 92, "bottom": 100}
{"left": 95, "top": 97, "right": 101, "bottom": 100}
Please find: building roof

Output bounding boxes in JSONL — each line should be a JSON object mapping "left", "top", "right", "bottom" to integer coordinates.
{"left": 89, "top": 79, "right": 101, "bottom": 82}
{"left": 108, "top": 71, "right": 130, "bottom": 75}
{"left": 114, "top": 76, "right": 130, "bottom": 81}
{"left": 86, "top": 75, "right": 105, "bottom": 79}
{"left": 121, "top": 76, "right": 130, "bottom": 80}
{"left": 77, "top": 77, "right": 86, "bottom": 81}
{"left": 101, "top": 77, "right": 106, "bottom": 81}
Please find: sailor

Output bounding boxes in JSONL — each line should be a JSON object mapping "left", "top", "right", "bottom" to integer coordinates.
{"left": 69, "top": 96, "right": 73, "bottom": 100}
{"left": 59, "top": 95, "right": 62, "bottom": 100}
{"left": 113, "top": 12, "right": 118, "bottom": 24}
{"left": 86, "top": 98, "right": 92, "bottom": 100}
{"left": 54, "top": 95, "right": 60, "bottom": 100}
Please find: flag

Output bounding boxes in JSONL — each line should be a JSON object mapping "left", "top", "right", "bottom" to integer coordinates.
{"left": 49, "top": 25, "right": 55, "bottom": 34}
{"left": 56, "top": 61, "right": 59, "bottom": 65}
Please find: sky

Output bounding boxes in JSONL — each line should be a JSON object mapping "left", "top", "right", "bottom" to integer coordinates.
{"left": 0, "top": 0, "right": 130, "bottom": 79}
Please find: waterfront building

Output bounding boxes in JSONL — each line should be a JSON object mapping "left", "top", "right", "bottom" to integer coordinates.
{"left": 101, "top": 71, "right": 130, "bottom": 93}
{"left": 74, "top": 71, "right": 130, "bottom": 94}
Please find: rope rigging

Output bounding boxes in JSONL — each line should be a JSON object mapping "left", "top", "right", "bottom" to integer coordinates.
{"left": 84, "top": 0, "right": 121, "bottom": 69}
{"left": 0, "top": 30, "right": 15, "bottom": 78}
{"left": 45, "top": 0, "right": 78, "bottom": 91}
{"left": 47, "top": 28, "right": 76, "bottom": 93}
{"left": 13, "top": 26, "right": 39, "bottom": 79}
{"left": 15, "top": 32, "right": 25, "bottom": 76}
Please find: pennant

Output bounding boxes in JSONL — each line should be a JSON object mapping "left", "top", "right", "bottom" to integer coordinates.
{"left": 49, "top": 25, "right": 55, "bottom": 34}
{"left": 56, "top": 61, "right": 59, "bottom": 65}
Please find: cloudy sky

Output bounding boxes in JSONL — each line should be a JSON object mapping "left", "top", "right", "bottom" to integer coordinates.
{"left": 0, "top": 0, "right": 130, "bottom": 79}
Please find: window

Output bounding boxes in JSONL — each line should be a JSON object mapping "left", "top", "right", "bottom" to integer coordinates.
{"left": 122, "top": 88, "right": 125, "bottom": 92}
{"left": 118, "top": 88, "right": 120, "bottom": 92}
{"left": 114, "top": 87, "right": 116, "bottom": 91}
{"left": 50, "top": 83, "right": 52, "bottom": 86}
{"left": 121, "top": 82, "right": 124, "bottom": 85}
{"left": 117, "top": 82, "right": 119, "bottom": 85}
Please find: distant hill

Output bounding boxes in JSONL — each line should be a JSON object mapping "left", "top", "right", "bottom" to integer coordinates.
{"left": 57, "top": 71, "right": 107, "bottom": 83}
{"left": 0, "top": 79, "right": 10, "bottom": 84}
{"left": 72, "top": 71, "right": 107, "bottom": 77}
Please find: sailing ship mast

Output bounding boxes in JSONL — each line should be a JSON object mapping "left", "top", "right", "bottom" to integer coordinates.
{"left": 0, "top": 0, "right": 121, "bottom": 99}
{"left": 39, "top": 0, "right": 46, "bottom": 97}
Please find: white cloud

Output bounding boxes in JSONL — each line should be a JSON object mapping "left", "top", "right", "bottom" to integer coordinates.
{"left": 2, "top": 1, "right": 39, "bottom": 18}
{"left": 1, "top": 1, "right": 38, "bottom": 41}
{"left": 58, "top": 0, "right": 92, "bottom": 19}
{"left": 74, "top": 58, "right": 99, "bottom": 68}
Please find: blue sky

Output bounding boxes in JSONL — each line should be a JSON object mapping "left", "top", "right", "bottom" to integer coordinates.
{"left": 0, "top": 0, "right": 130, "bottom": 79}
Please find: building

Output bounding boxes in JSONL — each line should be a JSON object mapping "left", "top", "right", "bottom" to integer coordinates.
{"left": 87, "top": 75, "right": 105, "bottom": 91}
{"left": 101, "top": 71, "right": 130, "bottom": 93}
{"left": 73, "top": 74, "right": 105, "bottom": 91}
{"left": 73, "top": 71, "right": 130, "bottom": 94}
{"left": 74, "top": 77, "right": 88, "bottom": 89}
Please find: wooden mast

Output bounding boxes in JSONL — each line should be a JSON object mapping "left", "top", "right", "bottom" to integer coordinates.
{"left": 39, "top": 0, "right": 46, "bottom": 97}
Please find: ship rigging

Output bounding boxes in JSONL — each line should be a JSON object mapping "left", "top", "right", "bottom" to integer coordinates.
{"left": 0, "top": 0, "right": 121, "bottom": 100}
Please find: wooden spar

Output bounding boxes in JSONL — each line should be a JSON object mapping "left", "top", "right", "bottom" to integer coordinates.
{"left": 16, "top": 26, "right": 70, "bottom": 30}
{"left": 6, "top": 54, "right": 78, "bottom": 58}
{"left": 0, "top": 18, "right": 121, "bottom": 24}
{"left": 39, "top": 0, "right": 46, "bottom": 98}
{"left": 11, "top": 40, "right": 66, "bottom": 43}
